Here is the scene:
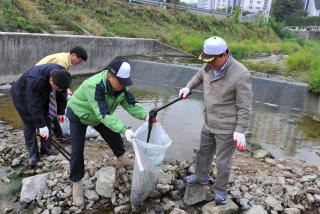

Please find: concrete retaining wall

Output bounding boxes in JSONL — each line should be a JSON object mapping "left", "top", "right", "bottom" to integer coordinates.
{"left": 129, "top": 59, "right": 320, "bottom": 113}
{"left": 0, "top": 32, "right": 192, "bottom": 84}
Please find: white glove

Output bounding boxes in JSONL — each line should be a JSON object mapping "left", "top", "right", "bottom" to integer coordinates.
{"left": 233, "top": 132, "right": 246, "bottom": 151}
{"left": 39, "top": 126, "right": 49, "bottom": 140}
{"left": 125, "top": 129, "right": 135, "bottom": 143}
{"left": 179, "top": 87, "right": 190, "bottom": 99}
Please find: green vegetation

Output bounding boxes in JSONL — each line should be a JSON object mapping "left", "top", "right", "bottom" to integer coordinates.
{"left": 0, "top": 0, "right": 320, "bottom": 94}
{"left": 242, "top": 61, "right": 279, "bottom": 74}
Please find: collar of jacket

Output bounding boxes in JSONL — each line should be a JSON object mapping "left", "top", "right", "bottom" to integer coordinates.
{"left": 205, "top": 55, "right": 233, "bottom": 82}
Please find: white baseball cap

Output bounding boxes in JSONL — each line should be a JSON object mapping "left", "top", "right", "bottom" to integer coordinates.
{"left": 199, "top": 37, "right": 228, "bottom": 62}
{"left": 109, "top": 58, "right": 132, "bottom": 86}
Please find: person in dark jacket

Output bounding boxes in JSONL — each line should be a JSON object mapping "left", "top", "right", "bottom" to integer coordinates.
{"left": 11, "top": 64, "right": 72, "bottom": 168}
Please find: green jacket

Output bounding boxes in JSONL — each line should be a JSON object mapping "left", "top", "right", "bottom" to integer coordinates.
{"left": 68, "top": 70, "right": 147, "bottom": 133}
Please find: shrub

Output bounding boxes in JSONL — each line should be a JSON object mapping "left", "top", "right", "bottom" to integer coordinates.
{"left": 309, "top": 57, "right": 320, "bottom": 94}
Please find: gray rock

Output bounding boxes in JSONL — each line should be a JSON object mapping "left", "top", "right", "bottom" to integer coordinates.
{"left": 163, "top": 198, "right": 175, "bottom": 212}
{"left": 114, "top": 205, "right": 130, "bottom": 214}
{"left": 246, "top": 205, "right": 268, "bottom": 214}
{"left": 41, "top": 209, "right": 50, "bottom": 214}
{"left": 306, "top": 188, "right": 320, "bottom": 194}
{"left": 306, "top": 193, "right": 315, "bottom": 204}
{"left": 154, "top": 203, "right": 164, "bottom": 213}
{"left": 169, "top": 208, "right": 188, "bottom": 214}
{"left": 95, "top": 167, "right": 116, "bottom": 197}
{"left": 51, "top": 207, "right": 62, "bottom": 214}
{"left": 314, "top": 194, "right": 320, "bottom": 203}
{"left": 290, "top": 168, "right": 304, "bottom": 176}
{"left": 284, "top": 208, "right": 300, "bottom": 214}
{"left": 253, "top": 149, "right": 271, "bottom": 159}
{"left": 202, "top": 199, "right": 238, "bottom": 214}
{"left": 20, "top": 173, "right": 49, "bottom": 203}
{"left": 83, "top": 179, "right": 95, "bottom": 190}
{"left": 301, "top": 175, "right": 317, "bottom": 182}
{"left": 157, "top": 184, "right": 173, "bottom": 194}
{"left": 11, "top": 157, "right": 22, "bottom": 167}
{"left": 158, "top": 171, "right": 174, "bottom": 185}
{"left": 175, "top": 179, "right": 185, "bottom": 190}
{"left": 183, "top": 185, "right": 213, "bottom": 206}
{"left": 84, "top": 189, "right": 99, "bottom": 201}
{"left": 265, "top": 158, "right": 276, "bottom": 165}
{"left": 265, "top": 195, "right": 283, "bottom": 211}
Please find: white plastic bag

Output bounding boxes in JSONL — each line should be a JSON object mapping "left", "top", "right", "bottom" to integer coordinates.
{"left": 130, "top": 122, "right": 172, "bottom": 206}
{"left": 59, "top": 116, "right": 99, "bottom": 139}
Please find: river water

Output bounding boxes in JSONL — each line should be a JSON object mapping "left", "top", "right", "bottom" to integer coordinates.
{"left": 1, "top": 77, "right": 320, "bottom": 165}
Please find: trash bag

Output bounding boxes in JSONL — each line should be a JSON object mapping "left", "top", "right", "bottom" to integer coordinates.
{"left": 130, "top": 122, "right": 172, "bottom": 206}
{"left": 59, "top": 116, "right": 99, "bottom": 139}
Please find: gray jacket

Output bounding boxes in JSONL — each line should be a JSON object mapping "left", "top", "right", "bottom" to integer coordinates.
{"left": 186, "top": 58, "right": 252, "bottom": 134}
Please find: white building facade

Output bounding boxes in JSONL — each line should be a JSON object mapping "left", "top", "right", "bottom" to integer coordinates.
{"left": 304, "top": 0, "right": 320, "bottom": 16}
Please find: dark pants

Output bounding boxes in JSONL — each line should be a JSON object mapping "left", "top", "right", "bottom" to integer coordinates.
{"left": 51, "top": 118, "right": 64, "bottom": 139}
{"left": 66, "top": 107, "right": 125, "bottom": 182}
{"left": 11, "top": 95, "right": 51, "bottom": 147}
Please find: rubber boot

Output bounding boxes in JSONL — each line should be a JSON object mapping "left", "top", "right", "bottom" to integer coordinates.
{"left": 25, "top": 141, "right": 38, "bottom": 169}
{"left": 72, "top": 181, "right": 84, "bottom": 207}
{"left": 40, "top": 140, "right": 58, "bottom": 156}
{"left": 116, "top": 155, "right": 134, "bottom": 168}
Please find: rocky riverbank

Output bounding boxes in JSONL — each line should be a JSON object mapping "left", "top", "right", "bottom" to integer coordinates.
{"left": 0, "top": 120, "right": 319, "bottom": 214}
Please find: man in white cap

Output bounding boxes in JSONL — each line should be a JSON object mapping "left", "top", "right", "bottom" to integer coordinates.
{"left": 179, "top": 36, "right": 252, "bottom": 205}
{"left": 66, "top": 57, "right": 148, "bottom": 207}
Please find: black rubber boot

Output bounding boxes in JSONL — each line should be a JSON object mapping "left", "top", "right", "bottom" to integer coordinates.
{"left": 26, "top": 141, "right": 38, "bottom": 169}
{"left": 40, "top": 140, "right": 58, "bottom": 156}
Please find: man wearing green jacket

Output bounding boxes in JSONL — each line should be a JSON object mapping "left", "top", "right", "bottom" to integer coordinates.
{"left": 66, "top": 57, "right": 147, "bottom": 207}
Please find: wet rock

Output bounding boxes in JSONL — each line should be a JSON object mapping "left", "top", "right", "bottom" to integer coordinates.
{"left": 246, "top": 205, "right": 268, "bottom": 214}
{"left": 20, "top": 173, "right": 48, "bottom": 203}
{"left": 284, "top": 208, "right": 300, "bottom": 214}
{"left": 183, "top": 185, "right": 213, "bottom": 206}
{"left": 202, "top": 199, "right": 238, "bottom": 214}
{"left": 265, "top": 195, "right": 283, "bottom": 211}
{"left": 95, "top": 167, "right": 116, "bottom": 198}
{"left": 11, "top": 157, "right": 22, "bottom": 167}
{"left": 253, "top": 149, "right": 271, "bottom": 159}
{"left": 169, "top": 208, "right": 188, "bottom": 214}
{"left": 84, "top": 189, "right": 99, "bottom": 201}
{"left": 114, "top": 205, "right": 130, "bottom": 214}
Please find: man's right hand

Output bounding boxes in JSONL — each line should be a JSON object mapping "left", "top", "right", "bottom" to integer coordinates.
{"left": 39, "top": 126, "right": 49, "bottom": 140}
{"left": 125, "top": 129, "right": 135, "bottom": 143}
{"left": 179, "top": 87, "right": 191, "bottom": 99}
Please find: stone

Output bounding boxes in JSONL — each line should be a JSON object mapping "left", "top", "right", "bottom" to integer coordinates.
{"left": 157, "top": 184, "right": 173, "bottom": 194}
{"left": 246, "top": 205, "right": 268, "bottom": 214}
{"left": 183, "top": 184, "right": 213, "bottom": 206}
{"left": 158, "top": 171, "right": 174, "bottom": 185}
{"left": 284, "top": 208, "right": 300, "bottom": 214}
{"left": 202, "top": 200, "right": 239, "bottom": 214}
{"left": 95, "top": 167, "right": 116, "bottom": 198}
{"left": 163, "top": 198, "right": 175, "bottom": 212}
{"left": 114, "top": 205, "right": 130, "bottom": 214}
{"left": 11, "top": 157, "right": 22, "bottom": 167}
{"left": 51, "top": 207, "right": 62, "bottom": 214}
{"left": 301, "top": 175, "right": 317, "bottom": 182}
{"left": 265, "top": 158, "right": 276, "bottom": 165}
{"left": 265, "top": 195, "right": 283, "bottom": 211}
{"left": 290, "top": 168, "right": 304, "bottom": 176}
{"left": 169, "top": 208, "right": 188, "bottom": 214}
{"left": 253, "top": 149, "right": 271, "bottom": 159}
{"left": 306, "top": 193, "right": 315, "bottom": 204}
{"left": 20, "top": 173, "right": 49, "bottom": 203}
{"left": 84, "top": 189, "right": 99, "bottom": 201}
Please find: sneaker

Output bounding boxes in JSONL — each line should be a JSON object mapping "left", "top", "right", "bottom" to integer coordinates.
{"left": 184, "top": 174, "right": 209, "bottom": 185}
{"left": 215, "top": 193, "right": 228, "bottom": 205}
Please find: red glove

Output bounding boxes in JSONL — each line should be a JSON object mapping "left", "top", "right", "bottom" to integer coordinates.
{"left": 57, "top": 115, "right": 64, "bottom": 123}
{"left": 146, "top": 115, "right": 159, "bottom": 123}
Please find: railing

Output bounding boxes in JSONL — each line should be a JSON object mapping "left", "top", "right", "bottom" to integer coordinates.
{"left": 128, "top": 0, "right": 232, "bottom": 17}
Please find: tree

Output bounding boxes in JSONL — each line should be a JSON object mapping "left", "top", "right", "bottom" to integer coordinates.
{"left": 271, "top": 0, "right": 304, "bottom": 22}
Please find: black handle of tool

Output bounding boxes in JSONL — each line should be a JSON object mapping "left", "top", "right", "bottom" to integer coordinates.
{"left": 146, "top": 92, "right": 191, "bottom": 142}
{"left": 36, "top": 129, "right": 70, "bottom": 161}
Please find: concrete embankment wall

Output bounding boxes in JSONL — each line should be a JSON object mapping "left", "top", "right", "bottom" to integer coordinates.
{"left": 0, "top": 32, "right": 192, "bottom": 84}
{"left": 129, "top": 59, "right": 320, "bottom": 113}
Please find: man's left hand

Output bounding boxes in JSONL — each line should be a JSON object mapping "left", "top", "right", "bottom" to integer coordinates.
{"left": 145, "top": 115, "right": 159, "bottom": 123}
{"left": 233, "top": 132, "right": 246, "bottom": 151}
